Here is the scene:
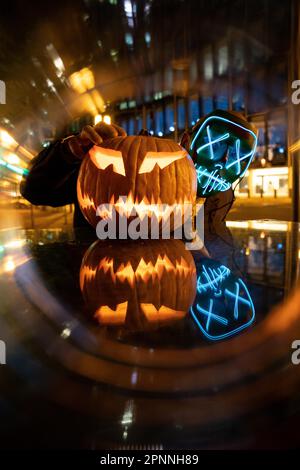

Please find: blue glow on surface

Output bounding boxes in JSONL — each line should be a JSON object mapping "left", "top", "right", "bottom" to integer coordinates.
{"left": 196, "top": 299, "right": 229, "bottom": 332}
{"left": 191, "top": 260, "right": 255, "bottom": 341}
{"left": 197, "top": 263, "right": 231, "bottom": 295}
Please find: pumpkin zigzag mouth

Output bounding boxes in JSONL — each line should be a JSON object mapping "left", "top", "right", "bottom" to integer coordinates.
{"left": 96, "top": 191, "right": 195, "bottom": 222}
{"left": 80, "top": 254, "right": 196, "bottom": 289}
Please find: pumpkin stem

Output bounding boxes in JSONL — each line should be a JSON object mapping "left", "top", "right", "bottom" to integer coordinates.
{"left": 138, "top": 129, "right": 150, "bottom": 136}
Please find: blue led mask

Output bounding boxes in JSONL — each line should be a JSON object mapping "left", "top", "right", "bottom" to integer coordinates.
{"left": 190, "top": 259, "right": 255, "bottom": 341}
{"left": 188, "top": 110, "right": 258, "bottom": 197}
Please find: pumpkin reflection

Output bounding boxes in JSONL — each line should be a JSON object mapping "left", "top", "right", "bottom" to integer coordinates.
{"left": 80, "top": 239, "right": 196, "bottom": 330}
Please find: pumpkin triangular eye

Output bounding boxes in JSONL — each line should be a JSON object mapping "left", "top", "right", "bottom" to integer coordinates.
{"left": 90, "top": 146, "right": 126, "bottom": 176}
{"left": 138, "top": 150, "right": 187, "bottom": 174}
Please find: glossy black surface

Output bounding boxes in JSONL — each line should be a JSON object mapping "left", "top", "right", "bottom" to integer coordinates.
{"left": 0, "top": 220, "right": 299, "bottom": 449}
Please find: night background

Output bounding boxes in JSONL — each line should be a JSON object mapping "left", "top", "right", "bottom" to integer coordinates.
{"left": 1, "top": 0, "right": 300, "bottom": 453}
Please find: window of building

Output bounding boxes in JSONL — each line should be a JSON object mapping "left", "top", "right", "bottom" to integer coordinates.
{"left": 232, "top": 83, "right": 246, "bottom": 111}
{"left": 165, "top": 103, "right": 175, "bottom": 132}
{"left": 217, "top": 44, "right": 228, "bottom": 75}
{"left": 233, "top": 41, "right": 244, "bottom": 71}
{"left": 189, "top": 97, "right": 199, "bottom": 126}
{"left": 202, "top": 96, "right": 213, "bottom": 115}
{"left": 128, "top": 117, "right": 135, "bottom": 135}
{"left": 155, "top": 108, "right": 164, "bottom": 136}
{"left": 120, "top": 119, "right": 128, "bottom": 133}
{"left": 177, "top": 99, "right": 185, "bottom": 130}
{"left": 248, "top": 69, "right": 267, "bottom": 114}
{"left": 146, "top": 110, "right": 154, "bottom": 132}
{"left": 204, "top": 49, "right": 213, "bottom": 80}
{"left": 268, "top": 111, "right": 287, "bottom": 165}
{"left": 215, "top": 90, "right": 229, "bottom": 110}
{"left": 136, "top": 115, "right": 143, "bottom": 134}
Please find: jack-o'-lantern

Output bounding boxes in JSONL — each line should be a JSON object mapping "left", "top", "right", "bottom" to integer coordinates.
{"left": 77, "top": 134, "right": 197, "bottom": 233}
{"left": 187, "top": 110, "right": 258, "bottom": 197}
{"left": 80, "top": 239, "right": 196, "bottom": 330}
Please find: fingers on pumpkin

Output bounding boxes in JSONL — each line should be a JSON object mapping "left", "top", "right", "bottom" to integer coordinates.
{"left": 67, "top": 136, "right": 87, "bottom": 159}
{"left": 111, "top": 123, "right": 127, "bottom": 137}
{"left": 80, "top": 125, "right": 103, "bottom": 146}
{"left": 94, "top": 122, "right": 126, "bottom": 139}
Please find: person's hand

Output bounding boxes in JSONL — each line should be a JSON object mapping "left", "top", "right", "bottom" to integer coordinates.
{"left": 66, "top": 122, "right": 126, "bottom": 159}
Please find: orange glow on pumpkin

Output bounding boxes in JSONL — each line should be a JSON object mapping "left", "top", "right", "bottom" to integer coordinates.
{"left": 77, "top": 135, "right": 197, "bottom": 231}
{"left": 90, "top": 146, "right": 126, "bottom": 176}
{"left": 94, "top": 301, "right": 128, "bottom": 324}
{"left": 80, "top": 239, "right": 197, "bottom": 329}
{"left": 138, "top": 150, "right": 186, "bottom": 174}
{"left": 96, "top": 254, "right": 196, "bottom": 288}
{"left": 77, "top": 183, "right": 96, "bottom": 211}
{"left": 140, "top": 303, "right": 186, "bottom": 321}
{"left": 79, "top": 265, "right": 97, "bottom": 291}
{"left": 96, "top": 190, "right": 195, "bottom": 222}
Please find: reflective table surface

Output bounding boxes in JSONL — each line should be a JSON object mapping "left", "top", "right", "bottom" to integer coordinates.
{"left": 0, "top": 220, "right": 300, "bottom": 449}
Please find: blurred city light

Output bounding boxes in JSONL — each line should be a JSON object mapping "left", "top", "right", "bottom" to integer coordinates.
{"left": 69, "top": 71, "right": 86, "bottom": 94}
{"left": 94, "top": 114, "right": 102, "bottom": 125}
{"left": 6, "top": 153, "right": 20, "bottom": 165}
{"left": 0, "top": 129, "right": 17, "bottom": 149}
{"left": 103, "top": 115, "right": 112, "bottom": 125}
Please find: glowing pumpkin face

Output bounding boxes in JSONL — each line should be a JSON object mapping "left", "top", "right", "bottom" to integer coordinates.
{"left": 80, "top": 239, "right": 196, "bottom": 330}
{"left": 188, "top": 110, "right": 258, "bottom": 197}
{"left": 77, "top": 135, "right": 197, "bottom": 231}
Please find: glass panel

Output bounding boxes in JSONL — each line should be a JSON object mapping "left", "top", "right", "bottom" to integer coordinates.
{"left": 155, "top": 108, "right": 164, "bottom": 136}
{"left": 189, "top": 97, "right": 199, "bottom": 126}
{"left": 202, "top": 96, "right": 213, "bottom": 114}
{"left": 177, "top": 99, "right": 185, "bottom": 130}
{"left": 165, "top": 103, "right": 175, "bottom": 132}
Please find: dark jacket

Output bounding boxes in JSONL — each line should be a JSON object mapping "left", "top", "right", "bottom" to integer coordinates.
{"left": 21, "top": 140, "right": 87, "bottom": 227}
{"left": 21, "top": 140, "right": 234, "bottom": 229}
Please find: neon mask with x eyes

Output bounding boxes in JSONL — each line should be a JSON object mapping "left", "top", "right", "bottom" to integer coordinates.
{"left": 189, "top": 110, "right": 258, "bottom": 197}
{"left": 190, "top": 258, "right": 255, "bottom": 341}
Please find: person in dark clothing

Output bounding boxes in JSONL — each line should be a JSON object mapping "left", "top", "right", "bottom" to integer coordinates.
{"left": 21, "top": 121, "right": 234, "bottom": 229}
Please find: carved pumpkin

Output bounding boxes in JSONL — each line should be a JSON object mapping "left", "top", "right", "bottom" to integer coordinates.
{"left": 77, "top": 135, "right": 197, "bottom": 233}
{"left": 80, "top": 239, "right": 196, "bottom": 330}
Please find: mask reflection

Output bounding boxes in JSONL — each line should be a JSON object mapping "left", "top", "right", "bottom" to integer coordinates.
{"left": 190, "top": 258, "right": 255, "bottom": 340}
{"left": 80, "top": 239, "right": 197, "bottom": 330}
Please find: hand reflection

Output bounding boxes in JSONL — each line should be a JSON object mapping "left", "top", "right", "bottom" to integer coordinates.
{"left": 80, "top": 239, "right": 197, "bottom": 331}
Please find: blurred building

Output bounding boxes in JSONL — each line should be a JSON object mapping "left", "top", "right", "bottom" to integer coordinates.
{"left": 0, "top": 0, "right": 296, "bottom": 205}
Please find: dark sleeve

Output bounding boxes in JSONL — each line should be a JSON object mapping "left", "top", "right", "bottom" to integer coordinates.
{"left": 20, "top": 140, "right": 81, "bottom": 207}
{"left": 204, "top": 188, "right": 235, "bottom": 227}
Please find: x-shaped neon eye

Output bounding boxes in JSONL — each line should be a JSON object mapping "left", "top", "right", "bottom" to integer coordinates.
{"left": 90, "top": 146, "right": 126, "bottom": 176}
{"left": 196, "top": 125, "right": 230, "bottom": 159}
{"left": 138, "top": 150, "right": 186, "bottom": 174}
